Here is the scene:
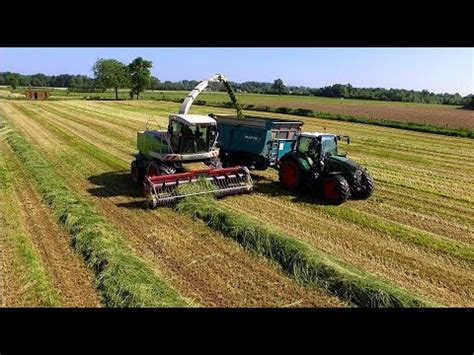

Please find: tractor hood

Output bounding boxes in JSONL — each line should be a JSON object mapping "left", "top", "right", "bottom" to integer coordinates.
{"left": 327, "top": 155, "right": 358, "bottom": 169}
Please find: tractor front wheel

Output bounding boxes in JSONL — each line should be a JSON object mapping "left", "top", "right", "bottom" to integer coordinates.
{"left": 279, "top": 159, "right": 301, "bottom": 190}
{"left": 353, "top": 172, "right": 375, "bottom": 199}
{"left": 320, "top": 175, "right": 350, "bottom": 205}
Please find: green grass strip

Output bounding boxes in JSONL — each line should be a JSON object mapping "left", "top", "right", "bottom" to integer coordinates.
{"left": 323, "top": 206, "right": 474, "bottom": 262}
{"left": 1, "top": 121, "right": 190, "bottom": 307}
{"left": 176, "top": 196, "right": 437, "bottom": 308}
{"left": 13, "top": 233, "right": 60, "bottom": 306}
{"left": 0, "top": 142, "right": 60, "bottom": 307}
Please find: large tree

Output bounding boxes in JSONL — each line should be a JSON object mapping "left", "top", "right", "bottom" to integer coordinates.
{"left": 272, "top": 78, "right": 286, "bottom": 95}
{"left": 128, "top": 57, "right": 153, "bottom": 99}
{"left": 6, "top": 75, "right": 19, "bottom": 90}
{"left": 92, "top": 58, "right": 129, "bottom": 100}
{"left": 464, "top": 95, "right": 474, "bottom": 110}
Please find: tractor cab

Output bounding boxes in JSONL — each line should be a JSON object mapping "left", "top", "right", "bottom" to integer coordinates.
{"left": 168, "top": 114, "right": 218, "bottom": 154}
{"left": 296, "top": 133, "right": 350, "bottom": 162}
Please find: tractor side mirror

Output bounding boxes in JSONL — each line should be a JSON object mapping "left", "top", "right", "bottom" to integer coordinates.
{"left": 337, "top": 135, "right": 350, "bottom": 144}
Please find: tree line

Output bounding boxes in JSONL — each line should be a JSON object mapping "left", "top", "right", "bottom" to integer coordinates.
{"left": 152, "top": 79, "right": 471, "bottom": 106}
{"left": 0, "top": 69, "right": 471, "bottom": 106}
{"left": 0, "top": 57, "right": 157, "bottom": 99}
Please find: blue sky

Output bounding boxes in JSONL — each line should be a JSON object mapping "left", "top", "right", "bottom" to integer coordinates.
{"left": 0, "top": 48, "right": 472, "bottom": 95}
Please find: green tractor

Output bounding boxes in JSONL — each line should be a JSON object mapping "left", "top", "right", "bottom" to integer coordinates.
{"left": 277, "top": 132, "right": 374, "bottom": 204}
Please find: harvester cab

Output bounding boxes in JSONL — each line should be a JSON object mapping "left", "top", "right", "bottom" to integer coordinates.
{"left": 131, "top": 74, "right": 253, "bottom": 208}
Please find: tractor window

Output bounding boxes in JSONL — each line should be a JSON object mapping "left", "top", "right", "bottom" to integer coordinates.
{"left": 321, "top": 136, "right": 337, "bottom": 155}
{"left": 297, "top": 136, "right": 313, "bottom": 154}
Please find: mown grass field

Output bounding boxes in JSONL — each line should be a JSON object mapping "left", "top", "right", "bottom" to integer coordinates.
{"left": 0, "top": 98, "right": 472, "bottom": 307}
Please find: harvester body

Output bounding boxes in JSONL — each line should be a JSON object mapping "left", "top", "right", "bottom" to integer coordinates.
{"left": 131, "top": 75, "right": 253, "bottom": 207}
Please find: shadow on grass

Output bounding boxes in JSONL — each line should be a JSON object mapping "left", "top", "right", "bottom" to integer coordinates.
{"left": 86, "top": 169, "right": 335, "bottom": 210}
{"left": 249, "top": 174, "right": 330, "bottom": 206}
{"left": 87, "top": 171, "right": 148, "bottom": 210}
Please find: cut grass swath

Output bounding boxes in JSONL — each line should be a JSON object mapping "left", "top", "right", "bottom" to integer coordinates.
{"left": 1, "top": 121, "right": 191, "bottom": 307}
{"left": 176, "top": 195, "right": 437, "bottom": 307}
{"left": 0, "top": 138, "right": 60, "bottom": 307}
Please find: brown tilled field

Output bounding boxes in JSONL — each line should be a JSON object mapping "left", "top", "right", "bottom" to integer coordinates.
{"left": 264, "top": 100, "right": 474, "bottom": 129}
{"left": 151, "top": 91, "right": 474, "bottom": 129}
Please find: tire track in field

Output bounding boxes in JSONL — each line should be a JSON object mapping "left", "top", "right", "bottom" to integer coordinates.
{"left": 3, "top": 101, "right": 343, "bottom": 307}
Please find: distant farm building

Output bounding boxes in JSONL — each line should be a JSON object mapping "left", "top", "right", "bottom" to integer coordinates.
{"left": 25, "top": 88, "right": 50, "bottom": 100}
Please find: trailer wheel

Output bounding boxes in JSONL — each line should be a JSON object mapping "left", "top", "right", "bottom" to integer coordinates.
{"left": 131, "top": 160, "right": 145, "bottom": 184}
{"left": 321, "top": 175, "right": 350, "bottom": 205}
{"left": 279, "top": 159, "right": 301, "bottom": 190}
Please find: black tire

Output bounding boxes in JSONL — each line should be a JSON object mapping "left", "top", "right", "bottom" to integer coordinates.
{"left": 320, "top": 175, "right": 350, "bottom": 205}
{"left": 147, "top": 160, "right": 178, "bottom": 178}
{"left": 208, "top": 157, "right": 223, "bottom": 169}
{"left": 279, "top": 159, "right": 302, "bottom": 190}
{"left": 220, "top": 151, "right": 236, "bottom": 168}
{"left": 131, "top": 160, "right": 145, "bottom": 184}
{"left": 353, "top": 171, "right": 375, "bottom": 199}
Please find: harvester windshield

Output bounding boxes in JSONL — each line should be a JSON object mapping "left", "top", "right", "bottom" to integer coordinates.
{"left": 169, "top": 120, "right": 214, "bottom": 154}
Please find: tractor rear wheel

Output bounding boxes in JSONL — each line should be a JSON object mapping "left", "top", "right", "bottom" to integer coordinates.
{"left": 279, "top": 159, "right": 301, "bottom": 190}
{"left": 353, "top": 172, "right": 375, "bottom": 199}
{"left": 131, "top": 160, "right": 145, "bottom": 184}
{"left": 320, "top": 175, "right": 350, "bottom": 205}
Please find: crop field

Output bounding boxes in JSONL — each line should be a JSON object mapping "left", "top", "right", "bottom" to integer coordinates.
{"left": 3, "top": 87, "right": 473, "bottom": 130}
{"left": 0, "top": 99, "right": 473, "bottom": 307}
{"left": 147, "top": 91, "right": 474, "bottom": 129}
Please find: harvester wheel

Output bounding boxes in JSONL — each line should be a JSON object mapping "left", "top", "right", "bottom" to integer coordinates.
{"left": 131, "top": 160, "right": 145, "bottom": 184}
{"left": 320, "top": 175, "right": 350, "bottom": 205}
{"left": 147, "top": 161, "right": 162, "bottom": 178}
{"left": 220, "top": 151, "right": 235, "bottom": 168}
{"left": 279, "top": 159, "right": 301, "bottom": 190}
{"left": 353, "top": 172, "right": 375, "bottom": 199}
{"left": 209, "top": 157, "right": 223, "bottom": 169}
